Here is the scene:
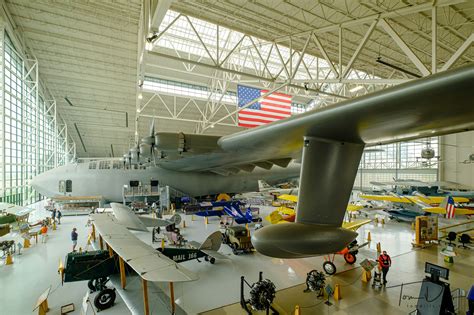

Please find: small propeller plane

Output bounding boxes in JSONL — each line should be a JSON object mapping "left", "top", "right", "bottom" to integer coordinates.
{"left": 360, "top": 194, "right": 474, "bottom": 222}
{"left": 0, "top": 203, "right": 35, "bottom": 236}
{"left": 193, "top": 200, "right": 262, "bottom": 224}
{"left": 359, "top": 192, "right": 469, "bottom": 207}
{"left": 266, "top": 194, "right": 364, "bottom": 224}
{"left": 157, "top": 231, "right": 228, "bottom": 264}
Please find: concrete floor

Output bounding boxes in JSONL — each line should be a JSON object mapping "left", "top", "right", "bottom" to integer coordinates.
{"left": 1, "top": 204, "right": 473, "bottom": 315}
{"left": 0, "top": 202, "right": 129, "bottom": 315}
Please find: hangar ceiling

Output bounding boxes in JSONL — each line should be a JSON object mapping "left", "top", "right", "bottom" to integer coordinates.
{"left": 4, "top": 0, "right": 473, "bottom": 157}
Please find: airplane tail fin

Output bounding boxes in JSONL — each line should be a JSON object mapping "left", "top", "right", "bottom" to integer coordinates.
{"left": 169, "top": 214, "right": 182, "bottom": 225}
{"left": 199, "top": 231, "right": 222, "bottom": 252}
{"left": 444, "top": 196, "right": 456, "bottom": 219}
{"left": 245, "top": 207, "right": 253, "bottom": 221}
{"left": 258, "top": 180, "right": 271, "bottom": 192}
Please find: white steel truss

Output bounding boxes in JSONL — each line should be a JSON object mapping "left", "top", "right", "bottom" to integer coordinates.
{"left": 136, "top": 3, "right": 473, "bottom": 134}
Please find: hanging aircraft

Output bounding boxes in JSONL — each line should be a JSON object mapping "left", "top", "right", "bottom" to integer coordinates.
{"left": 31, "top": 65, "right": 474, "bottom": 258}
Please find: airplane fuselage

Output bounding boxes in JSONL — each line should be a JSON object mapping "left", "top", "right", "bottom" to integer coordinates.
{"left": 31, "top": 160, "right": 300, "bottom": 202}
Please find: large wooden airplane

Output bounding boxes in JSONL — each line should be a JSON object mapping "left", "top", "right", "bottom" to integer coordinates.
{"left": 32, "top": 65, "right": 474, "bottom": 258}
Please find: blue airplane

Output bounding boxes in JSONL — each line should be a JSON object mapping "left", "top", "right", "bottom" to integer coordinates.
{"left": 193, "top": 200, "right": 262, "bottom": 224}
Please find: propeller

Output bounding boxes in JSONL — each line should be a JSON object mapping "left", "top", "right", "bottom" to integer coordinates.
{"left": 140, "top": 118, "right": 157, "bottom": 164}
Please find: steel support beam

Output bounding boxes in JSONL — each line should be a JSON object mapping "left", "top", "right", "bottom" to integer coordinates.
{"left": 274, "top": 0, "right": 465, "bottom": 41}
{"left": 342, "top": 19, "right": 378, "bottom": 78}
{"left": 147, "top": 51, "right": 346, "bottom": 99}
{"left": 150, "top": 0, "right": 173, "bottom": 32}
{"left": 379, "top": 19, "right": 430, "bottom": 77}
{"left": 440, "top": 34, "right": 474, "bottom": 72}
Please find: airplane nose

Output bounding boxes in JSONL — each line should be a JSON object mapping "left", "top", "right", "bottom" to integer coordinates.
{"left": 30, "top": 172, "right": 47, "bottom": 195}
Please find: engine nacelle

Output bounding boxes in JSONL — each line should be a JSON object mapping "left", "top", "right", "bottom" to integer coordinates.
{"left": 251, "top": 222, "right": 357, "bottom": 258}
{"left": 154, "top": 132, "right": 220, "bottom": 155}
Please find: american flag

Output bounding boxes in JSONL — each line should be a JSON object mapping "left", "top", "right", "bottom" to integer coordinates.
{"left": 237, "top": 85, "right": 292, "bottom": 128}
{"left": 445, "top": 196, "right": 456, "bottom": 219}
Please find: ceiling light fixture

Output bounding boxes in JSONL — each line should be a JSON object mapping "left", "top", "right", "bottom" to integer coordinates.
{"left": 376, "top": 57, "right": 421, "bottom": 78}
{"left": 64, "top": 97, "right": 74, "bottom": 106}
{"left": 349, "top": 86, "right": 364, "bottom": 93}
{"left": 146, "top": 31, "right": 159, "bottom": 44}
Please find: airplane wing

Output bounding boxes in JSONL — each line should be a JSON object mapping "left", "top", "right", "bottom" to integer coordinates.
{"left": 110, "top": 203, "right": 148, "bottom": 231}
{"left": 0, "top": 202, "right": 33, "bottom": 216}
{"left": 426, "top": 196, "right": 470, "bottom": 204}
{"left": 90, "top": 214, "right": 198, "bottom": 282}
{"left": 423, "top": 207, "right": 474, "bottom": 215}
{"left": 111, "top": 203, "right": 182, "bottom": 230}
{"left": 277, "top": 194, "right": 298, "bottom": 203}
{"left": 342, "top": 219, "right": 372, "bottom": 231}
{"left": 153, "top": 65, "right": 473, "bottom": 257}
{"left": 347, "top": 204, "right": 364, "bottom": 212}
{"left": 155, "top": 66, "right": 473, "bottom": 174}
{"left": 359, "top": 194, "right": 412, "bottom": 203}
{"left": 277, "top": 206, "right": 296, "bottom": 215}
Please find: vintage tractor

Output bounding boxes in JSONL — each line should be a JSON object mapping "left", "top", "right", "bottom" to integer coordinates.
{"left": 222, "top": 226, "right": 254, "bottom": 254}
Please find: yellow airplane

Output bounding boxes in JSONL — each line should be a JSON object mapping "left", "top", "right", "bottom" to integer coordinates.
{"left": 359, "top": 193, "right": 469, "bottom": 206}
{"left": 360, "top": 194, "right": 474, "bottom": 218}
{"left": 267, "top": 194, "right": 365, "bottom": 225}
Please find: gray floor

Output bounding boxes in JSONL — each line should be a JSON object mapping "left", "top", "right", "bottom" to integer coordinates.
{"left": 0, "top": 202, "right": 129, "bottom": 315}
{"left": 1, "top": 203, "right": 473, "bottom": 315}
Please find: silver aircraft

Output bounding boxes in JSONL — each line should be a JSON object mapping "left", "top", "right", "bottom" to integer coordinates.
{"left": 32, "top": 65, "right": 474, "bottom": 259}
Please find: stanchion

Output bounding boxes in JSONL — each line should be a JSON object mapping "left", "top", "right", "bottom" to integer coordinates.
{"left": 333, "top": 284, "right": 342, "bottom": 301}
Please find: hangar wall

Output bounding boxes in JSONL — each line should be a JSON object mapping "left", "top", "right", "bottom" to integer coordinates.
{"left": 440, "top": 131, "right": 474, "bottom": 187}
{"left": 0, "top": 15, "right": 74, "bottom": 206}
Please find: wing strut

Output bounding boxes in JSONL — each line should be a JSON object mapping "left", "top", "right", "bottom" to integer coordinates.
{"left": 252, "top": 137, "right": 365, "bottom": 258}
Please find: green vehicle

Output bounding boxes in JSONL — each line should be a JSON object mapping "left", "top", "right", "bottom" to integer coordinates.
{"left": 222, "top": 226, "right": 254, "bottom": 255}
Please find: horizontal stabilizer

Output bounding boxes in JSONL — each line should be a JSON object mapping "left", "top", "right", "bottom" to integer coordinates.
{"left": 342, "top": 219, "right": 372, "bottom": 231}
{"left": 201, "top": 249, "right": 229, "bottom": 260}
{"left": 199, "top": 231, "right": 222, "bottom": 252}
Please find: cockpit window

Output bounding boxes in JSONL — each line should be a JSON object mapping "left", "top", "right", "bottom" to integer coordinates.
{"left": 99, "top": 160, "right": 110, "bottom": 170}
{"left": 59, "top": 180, "right": 65, "bottom": 193}
{"left": 65, "top": 180, "right": 72, "bottom": 193}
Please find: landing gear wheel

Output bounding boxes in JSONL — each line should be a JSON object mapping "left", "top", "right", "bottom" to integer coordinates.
{"left": 323, "top": 261, "right": 336, "bottom": 275}
{"left": 94, "top": 288, "right": 116, "bottom": 310}
{"left": 209, "top": 257, "right": 216, "bottom": 264}
{"left": 231, "top": 243, "right": 239, "bottom": 255}
{"left": 204, "top": 256, "right": 209, "bottom": 262}
{"left": 88, "top": 279, "right": 96, "bottom": 292}
{"left": 88, "top": 277, "right": 108, "bottom": 292}
{"left": 344, "top": 253, "right": 357, "bottom": 264}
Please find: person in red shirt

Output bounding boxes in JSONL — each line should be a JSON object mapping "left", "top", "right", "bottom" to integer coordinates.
{"left": 40, "top": 224, "right": 48, "bottom": 243}
{"left": 378, "top": 250, "right": 392, "bottom": 285}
